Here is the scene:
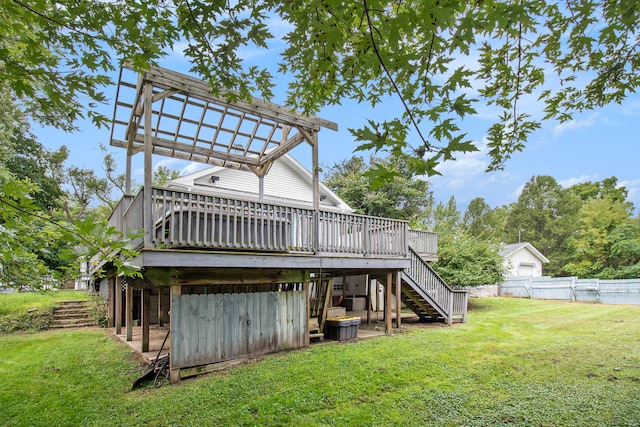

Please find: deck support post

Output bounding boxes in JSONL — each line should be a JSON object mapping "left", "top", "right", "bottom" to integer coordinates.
{"left": 366, "top": 274, "right": 371, "bottom": 325}
{"left": 304, "top": 281, "right": 310, "bottom": 346}
{"left": 126, "top": 281, "right": 133, "bottom": 341}
{"left": 141, "top": 289, "right": 150, "bottom": 352}
{"left": 385, "top": 272, "right": 392, "bottom": 333}
{"left": 115, "top": 276, "right": 122, "bottom": 334}
{"left": 396, "top": 270, "right": 402, "bottom": 329}
{"left": 108, "top": 276, "right": 115, "bottom": 328}
{"left": 158, "top": 287, "right": 164, "bottom": 327}
{"left": 169, "top": 285, "right": 181, "bottom": 385}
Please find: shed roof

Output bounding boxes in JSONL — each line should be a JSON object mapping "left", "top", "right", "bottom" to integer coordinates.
{"left": 500, "top": 242, "right": 549, "bottom": 263}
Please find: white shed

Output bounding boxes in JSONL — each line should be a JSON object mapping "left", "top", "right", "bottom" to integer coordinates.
{"left": 500, "top": 242, "right": 549, "bottom": 277}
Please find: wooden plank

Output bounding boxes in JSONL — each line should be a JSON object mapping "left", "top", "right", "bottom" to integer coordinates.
{"left": 145, "top": 267, "right": 310, "bottom": 287}
{"left": 169, "top": 286, "right": 182, "bottom": 383}
{"left": 197, "top": 293, "right": 208, "bottom": 365}
{"left": 237, "top": 293, "right": 248, "bottom": 357}
{"left": 213, "top": 293, "right": 224, "bottom": 362}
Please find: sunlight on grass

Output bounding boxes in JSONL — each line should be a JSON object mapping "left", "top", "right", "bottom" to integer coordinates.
{"left": 1, "top": 298, "right": 639, "bottom": 426}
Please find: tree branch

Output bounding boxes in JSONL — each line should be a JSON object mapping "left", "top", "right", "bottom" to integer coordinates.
{"left": 362, "top": 0, "right": 430, "bottom": 150}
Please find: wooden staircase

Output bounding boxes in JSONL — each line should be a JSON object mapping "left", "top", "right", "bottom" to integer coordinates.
{"left": 308, "top": 278, "right": 332, "bottom": 342}
{"left": 402, "top": 246, "right": 468, "bottom": 325}
{"left": 50, "top": 300, "right": 95, "bottom": 329}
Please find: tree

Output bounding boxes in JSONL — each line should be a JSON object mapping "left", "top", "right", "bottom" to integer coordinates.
{"left": 462, "top": 197, "right": 504, "bottom": 239}
{"left": 564, "top": 197, "right": 638, "bottom": 278}
{"left": 323, "top": 155, "right": 433, "bottom": 225}
{"left": 432, "top": 234, "right": 505, "bottom": 287}
{"left": 3, "top": 1, "right": 640, "bottom": 180}
{"left": 505, "top": 175, "right": 580, "bottom": 275}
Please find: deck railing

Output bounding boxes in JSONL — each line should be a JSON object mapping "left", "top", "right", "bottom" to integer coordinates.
{"left": 408, "top": 229, "right": 438, "bottom": 257}
{"left": 114, "top": 187, "right": 408, "bottom": 257}
{"left": 404, "top": 246, "right": 467, "bottom": 324}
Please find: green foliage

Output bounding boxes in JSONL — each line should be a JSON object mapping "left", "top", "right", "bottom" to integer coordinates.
{"left": 1, "top": 299, "right": 640, "bottom": 425}
{"left": 323, "top": 155, "right": 433, "bottom": 225}
{"left": 564, "top": 197, "right": 639, "bottom": 278}
{"left": 505, "top": 175, "right": 581, "bottom": 275}
{"left": 3, "top": 1, "right": 640, "bottom": 179}
{"left": 433, "top": 233, "right": 505, "bottom": 287}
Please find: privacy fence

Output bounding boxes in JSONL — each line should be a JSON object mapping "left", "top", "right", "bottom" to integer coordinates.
{"left": 500, "top": 276, "right": 640, "bottom": 305}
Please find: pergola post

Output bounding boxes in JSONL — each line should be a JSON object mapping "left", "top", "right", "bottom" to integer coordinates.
{"left": 143, "top": 82, "right": 153, "bottom": 249}
{"left": 312, "top": 131, "right": 320, "bottom": 254}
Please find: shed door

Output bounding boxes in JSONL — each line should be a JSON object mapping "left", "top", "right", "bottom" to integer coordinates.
{"left": 518, "top": 263, "right": 535, "bottom": 276}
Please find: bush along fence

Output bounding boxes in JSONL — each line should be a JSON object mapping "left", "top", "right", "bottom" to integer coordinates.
{"left": 500, "top": 276, "right": 640, "bottom": 305}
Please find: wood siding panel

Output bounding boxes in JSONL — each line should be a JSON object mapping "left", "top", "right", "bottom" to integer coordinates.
{"left": 171, "top": 290, "right": 305, "bottom": 369}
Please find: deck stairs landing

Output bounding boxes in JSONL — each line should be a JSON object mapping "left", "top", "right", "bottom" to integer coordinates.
{"left": 50, "top": 300, "right": 95, "bottom": 329}
{"left": 402, "top": 246, "right": 468, "bottom": 325}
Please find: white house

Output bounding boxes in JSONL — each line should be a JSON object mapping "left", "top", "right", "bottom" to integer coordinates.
{"left": 500, "top": 242, "right": 549, "bottom": 277}
{"left": 166, "top": 154, "right": 353, "bottom": 213}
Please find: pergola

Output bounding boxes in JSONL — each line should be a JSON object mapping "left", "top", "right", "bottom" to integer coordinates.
{"left": 110, "top": 65, "right": 338, "bottom": 247}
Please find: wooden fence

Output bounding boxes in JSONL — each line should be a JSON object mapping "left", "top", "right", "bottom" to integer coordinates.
{"left": 500, "top": 276, "right": 640, "bottom": 305}
{"left": 170, "top": 290, "right": 306, "bottom": 369}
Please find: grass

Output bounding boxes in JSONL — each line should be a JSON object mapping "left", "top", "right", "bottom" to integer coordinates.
{"left": 1, "top": 298, "right": 639, "bottom": 426}
{"left": 0, "top": 290, "right": 90, "bottom": 333}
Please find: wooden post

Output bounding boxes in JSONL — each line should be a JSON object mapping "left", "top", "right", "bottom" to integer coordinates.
{"left": 158, "top": 287, "right": 164, "bottom": 327}
{"left": 142, "top": 288, "right": 150, "bottom": 352}
{"left": 311, "top": 131, "right": 319, "bottom": 254}
{"left": 304, "top": 281, "right": 310, "bottom": 347}
{"left": 125, "top": 152, "right": 132, "bottom": 196}
{"left": 259, "top": 175, "right": 264, "bottom": 202}
{"left": 385, "top": 272, "right": 392, "bottom": 333}
{"left": 143, "top": 82, "right": 153, "bottom": 249}
{"left": 169, "top": 285, "right": 181, "bottom": 384}
{"left": 107, "top": 276, "right": 115, "bottom": 328}
{"left": 366, "top": 274, "right": 371, "bottom": 325}
{"left": 126, "top": 282, "right": 133, "bottom": 341}
{"left": 396, "top": 270, "right": 402, "bottom": 329}
{"left": 114, "top": 277, "right": 122, "bottom": 334}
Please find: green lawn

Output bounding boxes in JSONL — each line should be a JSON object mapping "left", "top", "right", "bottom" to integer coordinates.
{"left": 1, "top": 298, "right": 639, "bottom": 426}
{"left": 0, "top": 290, "right": 91, "bottom": 332}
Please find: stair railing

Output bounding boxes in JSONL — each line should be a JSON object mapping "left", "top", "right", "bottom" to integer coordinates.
{"left": 404, "top": 246, "right": 468, "bottom": 324}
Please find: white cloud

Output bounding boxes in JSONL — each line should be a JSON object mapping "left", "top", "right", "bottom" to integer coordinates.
{"left": 558, "top": 174, "right": 599, "bottom": 188}
{"left": 619, "top": 178, "right": 640, "bottom": 211}
{"left": 180, "top": 161, "right": 209, "bottom": 176}
{"left": 552, "top": 113, "right": 599, "bottom": 137}
{"left": 621, "top": 99, "right": 640, "bottom": 116}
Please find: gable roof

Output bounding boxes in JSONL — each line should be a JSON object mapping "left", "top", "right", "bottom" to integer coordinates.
{"left": 166, "top": 154, "right": 353, "bottom": 212}
{"left": 500, "top": 242, "right": 549, "bottom": 263}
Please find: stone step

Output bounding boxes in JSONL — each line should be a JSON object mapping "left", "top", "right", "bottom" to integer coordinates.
{"left": 50, "top": 318, "right": 95, "bottom": 328}
{"left": 50, "top": 300, "right": 94, "bottom": 328}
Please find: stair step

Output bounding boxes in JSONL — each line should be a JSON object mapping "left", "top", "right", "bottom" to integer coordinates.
{"left": 309, "top": 332, "right": 324, "bottom": 342}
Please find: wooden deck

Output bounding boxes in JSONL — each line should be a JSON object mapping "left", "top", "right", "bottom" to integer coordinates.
{"left": 104, "top": 188, "right": 444, "bottom": 274}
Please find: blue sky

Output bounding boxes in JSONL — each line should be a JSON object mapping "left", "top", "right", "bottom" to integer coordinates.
{"left": 32, "top": 18, "right": 640, "bottom": 215}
